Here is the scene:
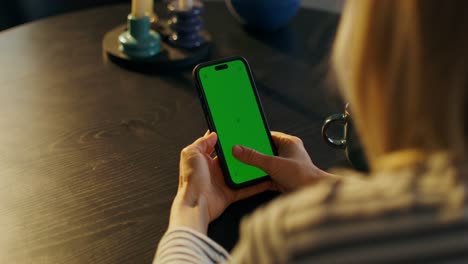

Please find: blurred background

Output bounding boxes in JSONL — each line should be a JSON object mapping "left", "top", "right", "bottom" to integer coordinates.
{"left": 0, "top": 0, "right": 343, "bottom": 31}
{"left": 0, "top": 0, "right": 126, "bottom": 31}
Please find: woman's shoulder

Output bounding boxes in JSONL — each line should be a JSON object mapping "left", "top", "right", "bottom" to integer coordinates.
{"left": 231, "top": 152, "right": 467, "bottom": 263}
{"left": 273, "top": 152, "right": 466, "bottom": 228}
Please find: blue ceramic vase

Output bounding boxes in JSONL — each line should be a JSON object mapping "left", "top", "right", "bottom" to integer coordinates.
{"left": 226, "top": 0, "right": 301, "bottom": 31}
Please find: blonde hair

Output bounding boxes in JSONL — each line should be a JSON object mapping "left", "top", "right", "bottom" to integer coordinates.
{"left": 332, "top": 0, "right": 468, "bottom": 168}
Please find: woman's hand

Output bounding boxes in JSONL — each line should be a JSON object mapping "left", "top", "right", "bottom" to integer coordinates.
{"left": 168, "top": 131, "right": 272, "bottom": 234}
{"left": 232, "top": 131, "right": 335, "bottom": 192}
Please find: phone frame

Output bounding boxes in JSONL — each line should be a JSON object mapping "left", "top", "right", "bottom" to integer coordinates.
{"left": 192, "top": 56, "right": 278, "bottom": 189}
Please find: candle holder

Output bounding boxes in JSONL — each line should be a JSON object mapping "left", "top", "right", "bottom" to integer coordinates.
{"left": 167, "top": 0, "right": 206, "bottom": 49}
{"left": 103, "top": 1, "right": 213, "bottom": 73}
{"left": 119, "top": 15, "right": 161, "bottom": 58}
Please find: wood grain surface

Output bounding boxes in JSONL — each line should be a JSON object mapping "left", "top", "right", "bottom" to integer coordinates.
{"left": 0, "top": 2, "right": 344, "bottom": 263}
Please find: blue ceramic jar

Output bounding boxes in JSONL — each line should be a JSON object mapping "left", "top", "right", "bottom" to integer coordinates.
{"left": 226, "top": 0, "right": 301, "bottom": 31}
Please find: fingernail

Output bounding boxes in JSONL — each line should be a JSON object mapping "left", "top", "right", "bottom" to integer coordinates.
{"left": 232, "top": 145, "right": 243, "bottom": 156}
{"left": 204, "top": 129, "right": 210, "bottom": 136}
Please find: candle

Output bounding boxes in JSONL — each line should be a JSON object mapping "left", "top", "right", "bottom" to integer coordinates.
{"left": 179, "top": 0, "right": 194, "bottom": 10}
{"left": 131, "top": 0, "right": 153, "bottom": 18}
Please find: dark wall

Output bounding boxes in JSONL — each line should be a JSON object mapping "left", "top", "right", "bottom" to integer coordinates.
{"left": 0, "top": 0, "right": 128, "bottom": 31}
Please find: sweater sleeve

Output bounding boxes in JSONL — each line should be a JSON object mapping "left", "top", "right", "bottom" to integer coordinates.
{"left": 227, "top": 202, "right": 290, "bottom": 264}
{"left": 154, "top": 226, "right": 230, "bottom": 264}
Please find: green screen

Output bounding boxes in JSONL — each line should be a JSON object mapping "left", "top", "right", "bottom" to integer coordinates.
{"left": 199, "top": 59, "right": 274, "bottom": 184}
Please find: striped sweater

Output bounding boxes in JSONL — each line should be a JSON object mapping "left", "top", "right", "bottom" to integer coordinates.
{"left": 155, "top": 153, "right": 468, "bottom": 263}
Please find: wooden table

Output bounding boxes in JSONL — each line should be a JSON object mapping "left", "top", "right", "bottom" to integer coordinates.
{"left": 0, "top": 2, "right": 343, "bottom": 263}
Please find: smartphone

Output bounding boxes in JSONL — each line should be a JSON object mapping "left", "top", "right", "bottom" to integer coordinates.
{"left": 193, "top": 56, "right": 277, "bottom": 189}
